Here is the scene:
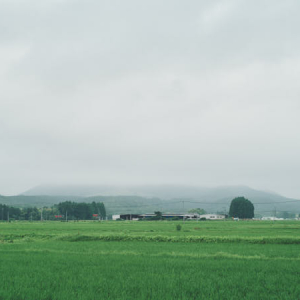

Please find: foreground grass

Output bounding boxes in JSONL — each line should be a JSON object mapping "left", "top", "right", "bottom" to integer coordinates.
{"left": 1, "top": 219, "right": 300, "bottom": 239}
{"left": 1, "top": 221, "right": 300, "bottom": 299}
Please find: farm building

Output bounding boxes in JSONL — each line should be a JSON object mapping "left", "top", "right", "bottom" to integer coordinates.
{"left": 112, "top": 214, "right": 140, "bottom": 221}
{"left": 139, "top": 213, "right": 199, "bottom": 220}
{"left": 261, "top": 217, "right": 284, "bottom": 221}
{"left": 112, "top": 213, "right": 199, "bottom": 220}
{"left": 112, "top": 213, "right": 226, "bottom": 220}
{"left": 200, "top": 214, "right": 225, "bottom": 220}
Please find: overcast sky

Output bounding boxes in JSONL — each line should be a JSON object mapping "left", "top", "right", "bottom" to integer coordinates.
{"left": 1, "top": 0, "right": 300, "bottom": 197}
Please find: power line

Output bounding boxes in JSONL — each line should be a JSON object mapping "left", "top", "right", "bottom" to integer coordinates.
{"left": 183, "top": 201, "right": 229, "bottom": 205}
{"left": 255, "top": 210, "right": 300, "bottom": 213}
{"left": 104, "top": 199, "right": 300, "bottom": 209}
{"left": 103, "top": 200, "right": 182, "bottom": 208}
{"left": 253, "top": 200, "right": 300, "bottom": 204}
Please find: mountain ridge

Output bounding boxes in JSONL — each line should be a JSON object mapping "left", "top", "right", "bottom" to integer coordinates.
{"left": 21, "top": 184, "right": 289, "bottom": 199}
{"left": 12, "top": 184, "right": 300, "bottom": 216}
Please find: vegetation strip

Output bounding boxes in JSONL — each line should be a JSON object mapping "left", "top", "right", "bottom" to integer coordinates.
{"left": 57, "top": 234, "right": 300, "bottom": 244}
{"left": 1, "top": 248, "right": 300, "bottom": 261}
{"left": 2, "top": 233, "right": 300, "bottom": 244}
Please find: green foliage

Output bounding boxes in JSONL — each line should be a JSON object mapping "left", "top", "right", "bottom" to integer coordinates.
{"left": 0, "top": 204, "right": 38, "bottom": 221}
{"left": 0, "top": 201, "right": 106, "bottom": 221}
{"left": 176, "top": 224, "right": 182, "bottom": 231}
{"left": 148, "top": 211, "right": 163, "bottom": 220}
{"left": 1, "top": 241, "right": 300, "bottom": 299}
{"left": 277, "top": 211, "right": 295, "bottom": 219}
{"left": 148, "top": 216, "right": 161, "bottom": 220}
{"left": 188, "top": 208, "right": 206, "bottom": 214}
{"left": 56, "top": 201, "right": 106, "bottom": 220}
{"left": 1, "top": 221, "right": 300, "bottom": 299}
{"left": 229, "top": 197, "right": 254, "bottom": 219}
{"left": 2, "top": 220, "right": 300, "bottom": 244}
{"left": 56, "top": 234, "right": 300, "bottom": 244}
{"left": 154, "top": 211, "right": 162, "bottom": 217}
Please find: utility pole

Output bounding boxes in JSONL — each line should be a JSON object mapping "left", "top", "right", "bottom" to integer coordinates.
{"left": 41, "top": 207, "right": 43, "bottom": 221}
{"left": 66, "top": 210, "right": 68, "bottom": 222}
{"left": 97, "top": 206, "right": 101, "bottom": 221}
{"left": 7, "top": 211, "right": 9, "bottom": 222}
{"left": 274, "top": 206, "right": 277, "bottom": 218}
{"left": 1, "top": 207, "right": 3, "bottom": 221}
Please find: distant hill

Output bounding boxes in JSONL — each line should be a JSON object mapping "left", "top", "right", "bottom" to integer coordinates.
{"left": 21, "top": 184, "right": 285, "bottom": 199}
{"left": 22, "top": 184, "right": 127, "bottom": 197}
{"left": 0, "top": 195, "right": 82, "bottom": 208}
{"left": 16, "top": 184, "right": 300, "bottom": 216}
{"left": 0, "top": 194, "right": 166, "bottom": 215}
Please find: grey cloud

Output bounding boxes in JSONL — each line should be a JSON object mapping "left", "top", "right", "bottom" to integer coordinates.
{"left": 0, "top": 0, "right": 300, "bottom": 197}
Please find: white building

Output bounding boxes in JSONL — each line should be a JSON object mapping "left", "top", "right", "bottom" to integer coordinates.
{"left": 261, "top": 217, "right": 284, "bottom": 221}
{"left": 199, "top": 214, "right": 225, "bottom": 220}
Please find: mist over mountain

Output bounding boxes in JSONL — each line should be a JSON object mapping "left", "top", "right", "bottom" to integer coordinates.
{"left": 21, "top": 184, "right": 279, "bottom": 199}
{"left": 17, "top": 184, "right": 300, "bottom": 216}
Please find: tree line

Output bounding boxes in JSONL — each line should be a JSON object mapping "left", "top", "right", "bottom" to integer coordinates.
{"left": 0, "top": 201, "right": 106, "bottom": 221}
{"left": 57, "top": 201, "right": 106, "bottom": 220}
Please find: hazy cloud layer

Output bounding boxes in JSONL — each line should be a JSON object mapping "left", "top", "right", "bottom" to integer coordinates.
{"left": 1, "top": 0, "right": 300, "bottom": 197}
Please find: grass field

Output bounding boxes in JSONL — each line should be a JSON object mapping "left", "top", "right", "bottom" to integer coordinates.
{"left": 1, "top": 220, "right": 300, "bottom": 299}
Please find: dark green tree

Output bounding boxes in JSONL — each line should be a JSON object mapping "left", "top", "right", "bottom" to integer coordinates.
{"left": 57, "top": 201, "right": 106, "bottom": 220}
{"left": 73, "top": 203, "right": 92, "bottom": 220}
{"left": 21, "top": 207, "right": 40, "bottom": 220}
{"left": 229, "top": 197, "right": 254, "bottom": 219}
{"left": 99, "top": 202, "right": 106, "bottom": 219}
{"left": 57, "top": 201, "right": 74, "bottom": 219}
{"left": 150, "top": 211, "right": 163, "bottom": 220}
{"left": 0, "top": 204, "right": 22, "bottom": 221}
{"left": 90, "top": 202, "right": 106, "bottom": 219}
{"left": 188, "top": 208, "right": 206, "bottom": 215}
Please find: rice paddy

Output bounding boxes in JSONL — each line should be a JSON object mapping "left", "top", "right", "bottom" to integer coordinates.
{"left": 1, "top": 220, "right": 300, "bottom": 299}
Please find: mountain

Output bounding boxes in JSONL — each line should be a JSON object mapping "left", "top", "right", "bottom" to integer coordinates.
{"left": 20, "top": 184, "right": 283, "bottom": 199}
{"left": 0, "top": 194, "right": 166, "bottom": 215}
{"left": 0, "top": 195, "right": 82, "bottom": 208}
{"left": 18, "top": 184, "right": 300, "bottom": 216}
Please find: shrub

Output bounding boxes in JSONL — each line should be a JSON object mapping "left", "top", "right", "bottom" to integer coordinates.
{"left": 176, "top": 224, "right": 182, "bottom": 231}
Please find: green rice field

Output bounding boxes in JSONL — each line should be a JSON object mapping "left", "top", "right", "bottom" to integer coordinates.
{"left": 1, "top": 220, "right": 300, "bottom": 299}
